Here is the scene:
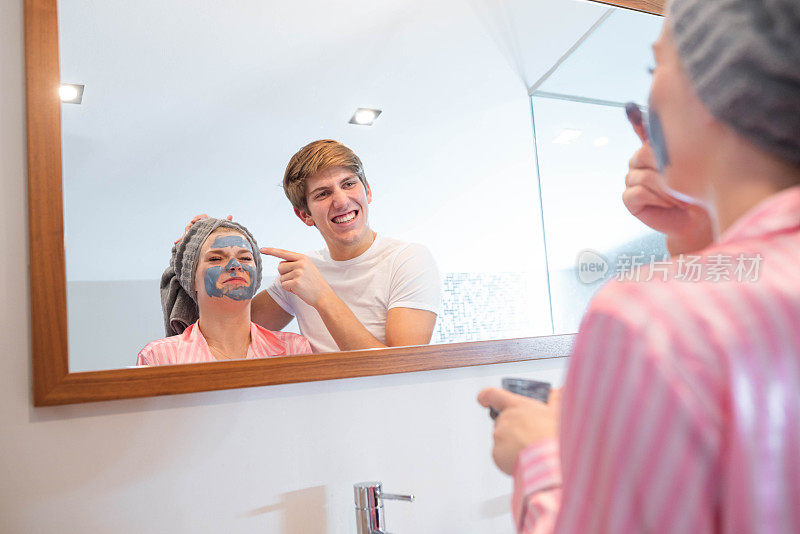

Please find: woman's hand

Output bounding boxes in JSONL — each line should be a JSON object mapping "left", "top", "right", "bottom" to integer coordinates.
{"left": 623, "top": 145, "right": 713, "bottom": 255}
{"left": 174, "top": 214, "right": 233, "bottom": 244}
{"left": 478, "top": 387, "right": 562, "bottom": 475}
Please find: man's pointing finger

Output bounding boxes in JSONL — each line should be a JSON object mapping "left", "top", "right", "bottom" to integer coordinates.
{"left": 260, "top": 247, "right": 304, "bottom": 261}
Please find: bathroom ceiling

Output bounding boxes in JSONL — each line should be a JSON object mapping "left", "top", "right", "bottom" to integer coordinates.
{"left": 56, "top": 0, "right": 612, "bottom": 280}
{"left": 57, "top": 0, "right": 606, "bottom": 155}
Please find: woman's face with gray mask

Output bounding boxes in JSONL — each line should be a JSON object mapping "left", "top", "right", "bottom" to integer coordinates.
{"left": 194, "top": 229, "right": 259, "bottom": 308}
{"left": 647, "top": 23, "right": 719, "bottom": 209}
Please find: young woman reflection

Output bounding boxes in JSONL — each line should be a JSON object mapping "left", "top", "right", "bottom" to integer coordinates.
{"left": 137, "top": 218, "right": 311, "bottom": 365}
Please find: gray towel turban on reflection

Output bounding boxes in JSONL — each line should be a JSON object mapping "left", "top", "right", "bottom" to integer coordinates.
{"left": 670, "top": 0, "right": 800, "bottom": 166}
{"left": 160, "top": 218, "right": 262, "bottom": 336}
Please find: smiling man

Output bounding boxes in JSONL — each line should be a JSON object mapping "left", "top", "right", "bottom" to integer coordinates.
{"left": 252, "top": 139, "right": 441, "bottom": 353}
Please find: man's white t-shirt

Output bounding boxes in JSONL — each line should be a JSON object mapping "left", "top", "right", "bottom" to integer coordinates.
{"left": 266, "top": 234, "right": 441, "bottom": 353}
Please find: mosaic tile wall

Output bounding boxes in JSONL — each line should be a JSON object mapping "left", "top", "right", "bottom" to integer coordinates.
{"left": 432, "top": 272, "right": 540, "bottom": 344}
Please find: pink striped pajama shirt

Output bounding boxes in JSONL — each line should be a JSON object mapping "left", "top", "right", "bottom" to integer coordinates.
{"left": 136, "top": 322, "right": 312, "bottom": 366}
{"left": 514, "top": 186, "right": 800, "bottom": 533}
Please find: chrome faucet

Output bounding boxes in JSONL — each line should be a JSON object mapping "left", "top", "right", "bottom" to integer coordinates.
{"left": 354, "top": 481, "right": 414, "bottom": 534}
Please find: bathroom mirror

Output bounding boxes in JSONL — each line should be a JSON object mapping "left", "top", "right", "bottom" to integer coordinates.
{"left": 26, "top": 0, "right": 664, "bottom": 405}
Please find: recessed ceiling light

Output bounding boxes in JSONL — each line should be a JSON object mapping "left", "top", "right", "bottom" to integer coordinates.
{"left": 59, "top": 83, "right": 85, "bottom": 104}
{"left": 349, "top": 108, "right": 382, "bottom": 126}
{"left": 553, "top": 128, "right": 582, "bottom": 145}
{"left": 593, "top": 136, "right": 610, "bottom": 147}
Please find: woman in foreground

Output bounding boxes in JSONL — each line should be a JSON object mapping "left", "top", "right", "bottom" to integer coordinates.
{"left": 480, "top": 0, "right": 800, "bottom": 531}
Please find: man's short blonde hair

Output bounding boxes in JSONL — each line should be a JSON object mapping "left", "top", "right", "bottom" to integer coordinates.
{"left": 283, "top": 139, "right": 368, "bottom": 214}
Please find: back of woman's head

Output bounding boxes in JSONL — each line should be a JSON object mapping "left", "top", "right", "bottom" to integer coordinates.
{"left": 669, "top": 0, "right": 800, "bottom": 168}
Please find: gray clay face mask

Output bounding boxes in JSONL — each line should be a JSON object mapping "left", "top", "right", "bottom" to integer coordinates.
{"left": 201, "top": 235, "right": 258, "bottom": 301}
{"left": 645, "top": 106, "right": 671, "bottom": 173}
{"left": 643, "top": 102, "right": 718, "bottom": 231}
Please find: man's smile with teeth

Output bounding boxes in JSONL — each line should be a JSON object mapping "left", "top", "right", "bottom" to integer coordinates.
{"left": 332, "top": 210, "right": 358, "bottom": 224}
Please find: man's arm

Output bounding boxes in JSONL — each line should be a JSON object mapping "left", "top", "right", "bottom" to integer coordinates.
{"left": 384, "top": 243, "right": 440, "bottom": 347}
{"left": 385, "top": 307, "right": 437, "bottom": 346}
{"left": 262, "top": 247, "right": 439, "bottom": 351}
{"left": 313, "top": 299, "right": 436, "bottom": 351}
{"left": 312, "top": 294, "right": 386, "bottom": 350}
{"left": 250, "top": 290, "right": 293, "bottom": 331}
{"left": 261, "top": 247, "right": 385, "bottom": 350}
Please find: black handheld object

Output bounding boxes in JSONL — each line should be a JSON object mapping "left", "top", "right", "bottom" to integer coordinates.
{"left": 489, "top": 378, "right": 552, "bottom": 420}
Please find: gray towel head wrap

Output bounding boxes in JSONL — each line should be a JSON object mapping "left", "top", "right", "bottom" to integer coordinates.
{"left": 669, "top": 0, "right": 800, "bottom": 167}
{"left": 160, "top": 218, "right": 262, "bottom": 336}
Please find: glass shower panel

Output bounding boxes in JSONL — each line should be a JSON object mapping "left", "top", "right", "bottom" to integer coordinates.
{"left": 534, "top": 7, "right": 663, "bottom": 103}
{"left": 531, "top": 7, "right": 666, "bottom": 334}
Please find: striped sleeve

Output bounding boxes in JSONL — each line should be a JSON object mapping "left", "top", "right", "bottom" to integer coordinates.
{"left": 512, "top": 439, "right": 562, "bottom": 534}
{"left": 135, "top": 349, "right": 151, "bottom": 366}
{"left": 290, "top": 334, "right": 312, "bottom": 355}
{"left": 551, "top": 287, "right": 718, "bottom": 533}
{"left": 512, "top": 284, "right": 719, "bottom": 534}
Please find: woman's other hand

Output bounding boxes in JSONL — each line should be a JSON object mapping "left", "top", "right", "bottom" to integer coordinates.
{"left": 174, "top": 214, "right": 233, "bottom": 244}
{"left": 478, "top": 387, "right": 562, "bottom": 475}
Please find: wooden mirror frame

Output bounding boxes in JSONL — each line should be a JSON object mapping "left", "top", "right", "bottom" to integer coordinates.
{"left": 25, "top": 0, "right": 663, "bottom": 406}
{"left": 593, "top": 0, "right": 664, "bottom": 14}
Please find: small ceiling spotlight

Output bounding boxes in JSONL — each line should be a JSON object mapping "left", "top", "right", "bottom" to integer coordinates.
{"left": 349, "top": 107, "right": 382, "bottom": 126}
{"left": 59, "top": 83, "right": 85, "bottom": 104}
{"left": 552, "top": 128, "right": 583, "bottom": 145}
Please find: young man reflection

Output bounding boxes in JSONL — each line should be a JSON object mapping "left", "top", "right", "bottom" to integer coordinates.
{"left": 187, "top": 140, "right": 441, "bottom": 354}
{"left": 138, "top": 219, "right": 311, "bottom": 365}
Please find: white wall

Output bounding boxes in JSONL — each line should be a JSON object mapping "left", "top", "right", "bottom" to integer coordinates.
{"left": 1, "top": 1, "right": 569, "bottom": 532}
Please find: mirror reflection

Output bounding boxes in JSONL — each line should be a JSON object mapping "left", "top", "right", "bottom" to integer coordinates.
{"left": 139, "top": 220, "right": 313, "bottom": 365}
{"left": 58, "top": 0, "right": 664, "bottom": 371}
